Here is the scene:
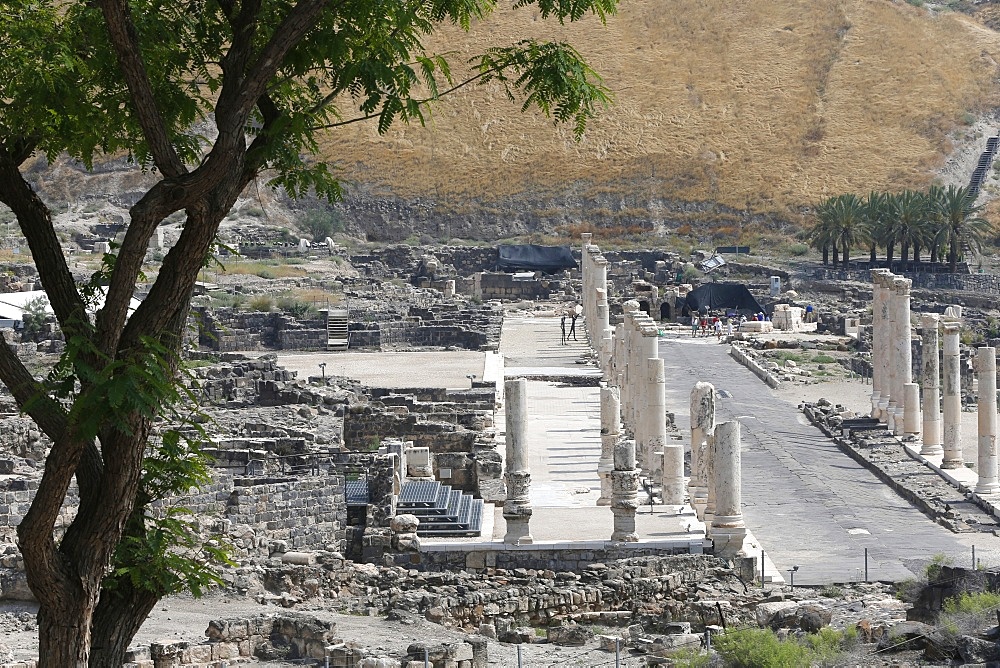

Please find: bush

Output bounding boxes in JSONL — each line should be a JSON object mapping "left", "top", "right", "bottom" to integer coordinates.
{"left": 300, "top": 209, "right": 344, "bottom": 241}
{"left": 941, "top": 591, "right": 1000, "bottom": 636}
{"left": 943, "top": 591, "right": 1000, "bottom": 615}
{"left": 811, "top": 354, "right": 836, "bottom": 364}
{"left": 789, "top": 243, "right": 809, "bottom": 256}
{"left": 713, "top": 628, "right": 811, "bottom": 668}
{"left": 278, "top": 298, "right": 313, "bottom": 319}
{"left": 249, "top": 295, "right": 273, "bottom": 312}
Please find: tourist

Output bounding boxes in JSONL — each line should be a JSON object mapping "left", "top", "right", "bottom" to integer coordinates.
{"left": 569, "top": 312, "right": 579, "bottom": 341}
{"left": 805, "top": 303, "right": 814, "bottom": 323}
{"left": 691, "top": 315, "right": 699, "bottom": 337}
{"left": 560, "top": 315, "right": 567, "bottom": 345}
{"left": 739, "top": 314, "right": 747, "bottom": 331}
{"left": 726, "top": 319, "right": 734, "bottom": 338}
{"left": 714, "top": 318, "right": 722, "bottom": 339}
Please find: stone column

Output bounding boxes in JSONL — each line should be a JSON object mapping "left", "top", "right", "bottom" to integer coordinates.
{"left": 976, "top": 347, "right": 1000, "bottom": 495}
{"left": 942, "top": 321, "right": 964, "bottom": 469}
{"left": 638, "top": 321, "right": 660, "bottom": 474}
{"left": 921, "top": 314, "right": 943, "bottom": 457}
{"left": 598, "top": 385, "right": 620, "bottom": 506}
{"left": 592, "top": 255, "right": 608, "bottom": 347}
{"left": 595, "top": 287, "right": 610, "bottom": 376}
{"left": 503, "top": 379, "right": 533, "bottom": 544}
{"left": 610, "top": 439, "right": 639, "bottom": 542}
{"left": 903, "top": 383, "right": 921, "bottom": 436}
{"left": 871, "top": 269, "right": 890, "bottom": 417}
{"left": 892, "top": 278, "right": 913, "bottom": 435}
{"left": 876, "top": 273, "right": 893, "bottom": 420}
{"left": 622, "top": 302, "right": 640, "bottom": 434}
{"left": 689, "top": 381, "right": 715, "bottom": 521}
{"left": 885, "top": 275, "right": 899, "bottom": 428}
{"left": 645, "top": 357, "right": 670, "bottom": 491}
{"left": 711, "top": 420, "right": 747, "bottom": 558}
{"left": 613, "top": 322, "right": 626, "bottom": 389}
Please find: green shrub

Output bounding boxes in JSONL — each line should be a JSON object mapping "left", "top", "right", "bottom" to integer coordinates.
{"left": 789, "top": 243, "right": 809, "bottom": 256}
{"left": 925, "top": 553, "right": 954, "bottom": 581}
{"left": 811, "top": 354, "right": 836, "bottom": 364}
{"left": 278, "top": 298, "right": 313, "bottom": 319}
{"left": 943, "top": 591, "right": 1000, "bottom": 615}
{"left": 300, "top": 209, "right": 344, "bottom": 241}
{"left": 255, "top": 268, "right": 276, "bottom": 279}
{"left": 249, "top": 295, "right": 273, "bottom": 312}
{"left": 713, "top": 628, "right": 811, "bottom": 668}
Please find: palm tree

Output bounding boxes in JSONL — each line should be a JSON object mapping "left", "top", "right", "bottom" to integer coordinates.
{"left": 863, "top": 191, "right": 889, "bottom": 265}
{"left": 809, "top": 197, "right": 839, "bottom": 266}
{"left": 888, "top": 189, "right": 930, "bottom": 271}
{"left": 931, "top": 185, "right": 993, "bottom": 273}
{"left": 830, "top": 193, "right": 867, "bottom": 268}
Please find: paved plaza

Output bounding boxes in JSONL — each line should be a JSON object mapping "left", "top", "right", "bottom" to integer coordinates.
{"left": 659, "top": 334, "right": 1000, "bottom": 584}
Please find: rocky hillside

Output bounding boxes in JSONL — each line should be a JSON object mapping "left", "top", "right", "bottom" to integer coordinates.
{"left": 13, "top": 0, "right": 1000, "bottom": 245}
{"left": 318, "top": 0, "right": 1000, "bottom": 241}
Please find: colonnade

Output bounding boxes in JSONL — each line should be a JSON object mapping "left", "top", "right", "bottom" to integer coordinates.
{"left": 871, "top": 272, "right": 999, "bottom": 493}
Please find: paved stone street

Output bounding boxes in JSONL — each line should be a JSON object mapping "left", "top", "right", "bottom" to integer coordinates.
{"left": 660, "top": 335, "right": 1000, "bottom": 584}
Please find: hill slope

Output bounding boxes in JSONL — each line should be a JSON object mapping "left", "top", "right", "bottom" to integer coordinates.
{"left": 317, "top": 0, "right": 1000, "bottom": 240}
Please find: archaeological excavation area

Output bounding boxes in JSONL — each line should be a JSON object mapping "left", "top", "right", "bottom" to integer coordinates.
{"left": 3, "top": 237, "right": 1000, "bottom": 665}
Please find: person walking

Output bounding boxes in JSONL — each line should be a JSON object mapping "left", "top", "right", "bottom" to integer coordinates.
{"left": 569, "top": 312, "right": 579, "bottom": 341}
{"left": 714, "top": 317, "right": 723, "bottom": 340}
{"left": 560, "top": 315, "right": 567, "bottom": 345}
{"left": 691, "top": 314, "right": 699, "bottom": 337}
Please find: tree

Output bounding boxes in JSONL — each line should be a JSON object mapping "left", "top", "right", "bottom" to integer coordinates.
{"left": 829, "top": 193, "right": 867, "bottom": 269}
{"left": 930, "top": 184, "right": 993, "bottom": 273}
{"left": 863, "top": 191, "right": 889, "bottom": 265}
{"left": 809, "top": 197, "right": 839, "bottom": 266}
{"left": 0, "top": 0, "right": 616, "bottom": 663}
{"left": 887, "top": 189, "right": 930, "bottom": 271}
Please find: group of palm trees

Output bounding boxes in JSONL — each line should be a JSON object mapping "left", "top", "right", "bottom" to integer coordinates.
{"left": 808, "top": 185, "right": 995, "bottom": 273}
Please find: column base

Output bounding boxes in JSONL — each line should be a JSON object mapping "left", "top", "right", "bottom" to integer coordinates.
{"left": 503, "top": 515, "right": 533, "bottom": 545}
{"left": 711, "top": 527, "right": 748, "bottom": 560}
{"left": 919, "top": 444, "right": 944, "bottom": 457}
{"left": 975, "top": 481, "right": 1000, "bottom": 495}
{"left": 941, "top": 457, "right": 965, "bottom": 470}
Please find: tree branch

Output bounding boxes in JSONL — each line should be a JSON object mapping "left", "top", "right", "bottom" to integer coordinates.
{"left": 0, "top": 339, "right": 66, "bottom": 441}
{"left": 96, "top": 0, "right": 187, "bottom": 178}
{"left": 309, "top": 69, "right": 493, "bottom": 131}
{"left": 0, "top": 142, "right": 88, "bottom": 338}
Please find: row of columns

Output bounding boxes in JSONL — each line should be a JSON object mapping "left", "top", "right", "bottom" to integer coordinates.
{"left": 580, "top": 235, "right": 744, "bottom": 557}
{"left": 871, "top": 271, "right": 999, "bottom": 494}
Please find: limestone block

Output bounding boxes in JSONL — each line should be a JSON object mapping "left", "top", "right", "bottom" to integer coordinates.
{"left": 390, "top": 514, "right": 420, "bottom": 533}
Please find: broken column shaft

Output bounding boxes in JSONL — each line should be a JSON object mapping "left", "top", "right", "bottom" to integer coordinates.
{"left": 597, "top": 385, "right": 620, "bottom": 506}
{"left": 711, "top": 419, "right": 747, "bottom": 558}
{"left": 921, "top": 314, "right": 942, "bottom": 457}
{"left": 503, "top": 378, "right": 533, "bottom": 544}
{"left": 610, "top": 438, "right": 639, "bottom": 542}
{"left": 942, "top": 321, "right": 964, "bottom": 469}
{"left": 976, "top": 347, "right": 1000, "bottom": 495}
{"left": 689, "top": 381, "right": 715, "bottom": 521}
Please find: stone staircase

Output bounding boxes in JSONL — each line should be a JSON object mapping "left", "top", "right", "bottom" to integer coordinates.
{"left": 397, "top": 480, "right": 484, "bottom": 537}
{"left": 325, "top": 307, "right": 349, "bottom": 351}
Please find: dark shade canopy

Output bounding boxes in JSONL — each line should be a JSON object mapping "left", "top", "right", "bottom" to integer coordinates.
{"left": 497, "top": 245, "right": 577, "bottom": 274}
{"left": 682, "top": 283, "right": 764, "bottom": 315}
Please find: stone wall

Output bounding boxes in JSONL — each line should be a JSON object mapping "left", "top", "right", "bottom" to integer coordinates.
{"left": 418, "top": 540, "right": 706, "bottom": 573}
{"left": 0, "top": 473, "right": 347, "bottom": 601}
{"left": 811, "top": 268, "right": 1000, "bottom": 295}
{"left": 478, "top": 272, "right": 554, "bottom": 300}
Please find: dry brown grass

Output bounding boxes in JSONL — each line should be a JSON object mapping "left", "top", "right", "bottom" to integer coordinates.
{"left": 317, "top": 0, "right": 1000, "bottom": 213}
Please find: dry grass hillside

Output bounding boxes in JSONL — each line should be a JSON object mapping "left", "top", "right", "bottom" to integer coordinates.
{"left": 320, "top": 0, "right": 1000, "bottom": 223}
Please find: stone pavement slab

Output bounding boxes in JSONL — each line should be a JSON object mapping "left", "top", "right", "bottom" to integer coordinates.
{"left": 659, "top": 334, "right": 1000, "bottom": 584}
{"left": 265, "top": 350, "right": 485, "bottom": 388}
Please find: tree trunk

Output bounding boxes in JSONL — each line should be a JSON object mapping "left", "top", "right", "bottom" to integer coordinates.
{"left": 832, "top": 244, "right": 839, "bottom": 266}
{"left": 90, "top": 583, "right": 160, "bottom": 667}
{"left": 931, "top": 244, "right": 938, "bottom": 265}
{"left": 913, "top": 242, "right": 921, "bottom": 266}
{"left": 949, "top": 239, "right": 958, "bottom": 273}
{"left": 842, "top": 238, "right": 850, "bottom": 268}
{"left": 822, "top": 245, "right": 829, "bottom": 265}
{"left": 39, "top": 603, "right": 95, "bottom": 667}
{"left": 886, "top": 242, "right": 895, "bottom": 269}
{"left": 869, "top": 244, "right": 877, "bottom": 264}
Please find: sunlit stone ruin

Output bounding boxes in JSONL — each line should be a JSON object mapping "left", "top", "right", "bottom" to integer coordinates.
{"left": 6, "top": 224, "right": 1000, "bottom": 666}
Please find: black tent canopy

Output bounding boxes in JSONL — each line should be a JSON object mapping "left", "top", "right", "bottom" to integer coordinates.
{"left": 497, "top": 245, "right": 576, "bottom": 274}
{"left": 681, "top": 283, "right": 764, "bottom": 315}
